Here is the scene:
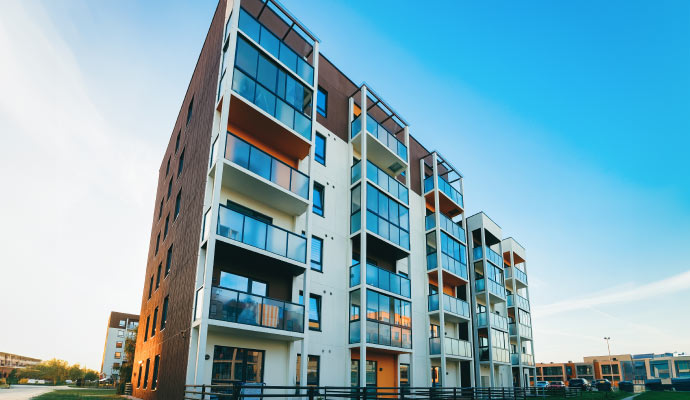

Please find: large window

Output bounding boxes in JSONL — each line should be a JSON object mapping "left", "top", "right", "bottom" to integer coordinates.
{"left": 144, "top": 316, "right": 150, "bottom": 342}
{"left": 174, "top": 190, "right": 182, "bottom": 219}
{"left": 151, "top": 355, "right": 160, "bottom": 390}
{"left": 356, "top": 183, "right": 410, "bottom": 249}
{"left": 349, "top": 289, "right": 411, "bottom": 348}
{"left": 165, "top": 245, "right": 173, "bottom": 276}
{"left": 186, "top": 97, "right": 193, "bottom": 126}
{"left": 164, "top": 215, "right": 170, "bottom": 239}
{"left": 400, "top": 364, "right": 410, "bottom": 387}
{"left": 311, "top": 236, "right": 323, "bottom": 272}
{"left": 148, "top": 276, "right": 153, "bottom": 299}
{"left": 299, "top": 293, "right": 321, "bottom": 331}
{"left": 151, "top": 307, "right": 158, "bottom": 338}
{"left": 317, "top": 87, "right": 327, "bottom": 117}
{"left": 114, "top": 352, "right": 121, "bottom": 359}
{"left": 296, "top": 355, "right": 320, "bottom": 386}
{"left": 315, "top": 133, "right": 326, "bottom": 165}
{"left": 143, "top": 358, "right": 150, "bottom": 389}
{"left": 137, "top": 364, "right": 142, "bottom": 388}
{"left": 313, "top": 183, "right": 324, "bottom": 216}
{"left": 155, "top": 264, "right": 161, "bottom": 289}
{"left": 350, "top": 360, "right": 377, "bottom": 387}
{"left": 219, "top": 271, "right": 267, "bottom": 296}
{"left": 676, "top": 360, "right": 690, "bottom": 377}
{"left": 177, "top": 149, "right": 185, "bottom": 176}
{"left": 212, "top": 346, "right": 265, "bottom": 384}
{"left": 161, "top": 296, "right": 169, "bottom": 330}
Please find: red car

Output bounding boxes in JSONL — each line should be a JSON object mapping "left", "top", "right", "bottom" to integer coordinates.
{"left": 548, "top": 381, "right": 566, "bottom": 388}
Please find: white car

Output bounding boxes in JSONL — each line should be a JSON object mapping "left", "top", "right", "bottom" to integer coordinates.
{"left": 535, "top": 381, "right": 549, "bottom": 388}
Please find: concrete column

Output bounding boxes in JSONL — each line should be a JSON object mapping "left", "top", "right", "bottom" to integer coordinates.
{"left": 432, "top": 154, "right": 447, "bottom": 387}
{"left": 358, "top": 86, "right": 368, "bottom": 389}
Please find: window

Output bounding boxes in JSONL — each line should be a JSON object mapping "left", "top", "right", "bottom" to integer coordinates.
{"left": 158, "top": 198, "right": 163, "bottom": 220}
{"left": 212, "top": 346, "right": 264, "bottom": 384}
{"left": 299, "top": 293, "right": 321, "bottom": 331}
{"left": 117, "top": 330, "right": 124, "bottom": 338}
{"left": 167, "top": 179, "right": 172, "bottom": 199}
{"left": 186, "top": 97, "right": 194, "bottom": 126}
{"left": 356, "top": 183, "right": 410, "bottom": 249}
{"left": 400, "top": 364, "right": 410, "bottom": 387}
{"left": 350, "top": 360, "right": 377, "bottom": 387}
{"left": 161, "top": 296, "right": 169, "bottom": 330}
{"left": 151, "top": 355, "right": 160, "bottom": 390}
{"left": 175, "top": 131, "right": 181, "bottom": 153}
{"left": 177, "top": 149, "right": 185, "bottom": 176}
{"left": 156, "top": 264, "right": 161, "bottom": 289}
{"left": 164, "top": 215, "right": 170, "bottom": 239}
{"left": 151, "top": 307, "right": 158, "bottom": 338}
{"left": 116, "top": 341, "right": 123, "bottom": 348}
{"left": 137, "top": 364, "right": 142, "bottom": 388}
{"left": 114, "top": 352, "right": 121, "bottom": 359}
{"left": 314, "top": 133, "right": 326, "bottom": 165}
{"left": 119, "top": 320, "right": 125, "bottom": 327}
{"left": 144, "top": 316, "right": 150, "bottom": 342}
{"left": 148, "top": 276, "right": 154, "bottom": 299}
{"left": 113, "top": 362, "right": 121, "bottom": 369}
{"left": 219, "top": 272, "right": 267, "bottom": 296}
{"left": 155, "top": 233, "right": 160, "bottom": 255}
{"left": 165, "top": 157, "right": 170, "bottom": 176}
{"left": 313, "top": 183, "right": 324, "bottom": 216}
{"left": 143, "top": 358, "right": 150, "bottom": 389}
{"left": 296, "top": 354, "right": 320, "bottom": 386}
{"left": 174, "top": 191, "right": 182, "bottom": 219}
{"left": 165, "top": 245, "right": 173, "bottom": 276}
{"left": 310, "top": 236, "right": 323, "bottom": 272}
{"left": 316, "top": 87, "right": 327, "bottom": 117}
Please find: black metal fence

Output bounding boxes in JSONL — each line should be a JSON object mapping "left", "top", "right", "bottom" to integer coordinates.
{"left": 183, "top": 385, "right": 588, "bottom": 400}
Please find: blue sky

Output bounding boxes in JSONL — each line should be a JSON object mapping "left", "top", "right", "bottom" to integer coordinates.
{"left": 0, "top": 0, "right": 688, "bottom": 369}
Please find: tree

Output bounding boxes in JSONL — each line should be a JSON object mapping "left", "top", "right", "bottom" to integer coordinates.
{"left": 116, "top": 327, "right": 138, "bottom": 394}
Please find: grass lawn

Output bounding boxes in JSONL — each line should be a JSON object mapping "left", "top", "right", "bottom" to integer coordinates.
{"left": 635, "top": 392, "right": 690, "bottom": 400}
{"left": 32, "top": 389, "right": 121, "bottom": 399}
{"left": 546, "top": 391, "right": 630, "bottom": 400}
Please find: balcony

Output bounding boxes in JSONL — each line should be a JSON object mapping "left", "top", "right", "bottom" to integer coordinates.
{"left": 429, "top": 337, "right": 472, "bottom": 359}
{"left": 222, "top": 133, "right": 309, "bottom": 215}
{"left": 475, "top": 278, "right": 507, "bottom": 300}
{"left": 216, "top": 204, "right": 307, "bottom": 265}
{"left": 424, "top": 175, "right": 464, "bottom": 210}
{"left": 476, "top": 312, "right": 509, "bottom": 331}
{"left": 428, "top": 293, "right": 470, "bottom": 321}
{"left": 473, "top": 246, "right": 502, "bottom": 267}
{"left": 425, "top": 213, "right": 466, "bottom": 244}
{"left": 506, "top": 266, "right": 528, "bottom": 285}
{"left": 351, "top": 160, "right": 408, "bottom": 205}
{"left": 349, "top": 320, "right": 412, "bottom": 350}
{"left": 522, "top": 354, "right": 535, "bottom": 366}
{"left": 507, "top": 294, "right": 530, "bottom": 312}
{"left": 509, "top": 323, "right": 533, "bottom": 340}
{"left": 209, "top": 286, "right": 304, "bottom": 337}
{"left": 479, "top": 347, "right": 510, "bottom": 364}
{"left": 350, "top": 263, "right": 411, "bottom": 299}
{"left": 426, "top": 252, "right": 468, "bottom": 280}
{"left": 351, "top": 115, "right": 407, "bottom": 176}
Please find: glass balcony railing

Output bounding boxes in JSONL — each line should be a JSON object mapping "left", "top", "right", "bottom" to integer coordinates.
{"left": 351, "top": 160, "right": 408, "bottom": 204}
{"left": 522, "top": 353, "right": 535, "bottom": 366}
{"left": 349, "top": 263, "right": 411, "bottom": 299}
{"left": 473, "top": 246, "right": 502, "bottom": 266}
{"left": 479, "top": 347, "right": 510, "bottom": 363}
{"left": 426, "top": 252, "right": 468, "bottom": 280}
{"left": 429, "top": 337, "right": 472, "bottom": 358}
{"left": 351, "top": 115, "right": 407, "bottom": 161}
{"left": 365, "top": 210, "right": 410, "bottom": 250}
{"left": 238, "top": 8, "right": 314, "bottom": 85}
{"left": 507, "top": 294, "right": 530, "bottom": 311}
{"left": 476, "top": 312, "right": 509, "bottom": 331}
{"left": 423, "top": 176, "right": 463, "bottom": 208}
{"left": 209, "top": 286, "right": 304, "bottom": 333}
{"left": 509, "top": 323, "right": 533, "bottom": 339}
{"left": 225, "top": 133, "right": 309, "bottom": 199}
{"left": 475, "top": 278, "right": 506, "bottom": 299}
{"left": 427, "top": 293, "right": 470, "bottom": 319}
{"left": 425, "top": 213, "right": 466, "bottom": 243}
{"left": 348, "top": 320, "right": 412, "bottom": 349}
{"left": 217, "top": 204, "right": 307, "bottom": 263}
{"left": 506, "top": 266, "right": 528, "bottom": 284}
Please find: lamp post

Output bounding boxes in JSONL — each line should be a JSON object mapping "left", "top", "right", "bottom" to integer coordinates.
{"left": 604, "top": 337, "right": 612, "bottom": 380}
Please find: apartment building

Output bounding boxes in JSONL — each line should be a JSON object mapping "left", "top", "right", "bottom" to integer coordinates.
{"left": 101, "top": 312, "right": 139, "bottom": 381}
{"left": 130, "top": 1, "right": 536, "bottom": 398}
{"left": 536, "top": 362, "right": 595, "bottom": 383}
{"left": 632, "top": 353, "right": 690, "bottom": 383}
{"left": 0, "top": 352, "right": 41, "bottom": 378}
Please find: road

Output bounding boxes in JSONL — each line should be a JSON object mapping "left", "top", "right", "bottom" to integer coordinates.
{"left": 0, "top": 385, "right": 71, "bottom": 400}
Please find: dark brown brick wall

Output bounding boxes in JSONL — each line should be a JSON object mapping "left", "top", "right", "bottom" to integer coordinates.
{"left": 131, "top": 1, "right": 226, "bottom": 399}
{"left": 108, "top": 311, "right": 139, "bottom": 329}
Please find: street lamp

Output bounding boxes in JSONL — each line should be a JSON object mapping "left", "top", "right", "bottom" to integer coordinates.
{"left": 604, "top": 337, "right": 612, "bottom": 363}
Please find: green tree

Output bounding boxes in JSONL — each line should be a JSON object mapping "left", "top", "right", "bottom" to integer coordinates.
{"left": 116, "top": 327, "right": 137, "bottom": 393}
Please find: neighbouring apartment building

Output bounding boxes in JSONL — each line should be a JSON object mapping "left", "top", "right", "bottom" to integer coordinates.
{"left": 101, "top": 312, "right": 139, "bottom": 381}
{"left": 537, "top": 353, "right": 690, "bottom": 386}
{"left": 131, "top": 1, "right": 536, "bottom": 398}
{"left": 0, "top": 352, "right": 41, "bottom": 378}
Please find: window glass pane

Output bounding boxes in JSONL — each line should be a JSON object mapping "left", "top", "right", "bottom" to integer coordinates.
{"left": 366, "top": 185, "right": 378, "bottom": 213}
{"left": 239, "top": 9, "right": 260, "bottom": 42}
{"left": 257, "top": 56, "right": 278, "bottom": 92}
{"left": 235, "top": 38, "right": 258, "bottom": 77}
{"left": 232, "top": 68, "right": 255, "bottom": 102}
{"left": 366, "top": 290, "right": 378, "bottom": 320}
{"left": 311, "top": 237, "right": 323, "bottom": 271}
{"left": 259, "top": 27, "right": 280, "bottom": 56}
{"left": 251, "top": 281, "right": 267, "bottom": 296}
{"left": 315, "top": 134, "right": 326, "bottom": 164}
{"left": 279, "top": 42, "right": 298, "bottom": 72}
{"left": 351, "top": 184, "right": 361, "bottom": 214}
{"left": 220, "top": 272, "right": 249, "bottom": 292}
{"left": 317, "top": 87, "right": 327, "bottom": 117}
{"left": 254, "top": 84, "right": 276, "bottom": 115}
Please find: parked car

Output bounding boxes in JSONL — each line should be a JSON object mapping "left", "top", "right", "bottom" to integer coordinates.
{"left": 548, "top": 381, "right": 566, "bottom": 388}
{"left": 535, "top": 381, "right": 549, "bottom": 388}
{"left": 568, "top": 378, "right": 591, "bottom": 390}
{"left": 592, "top": 379, "right": 613, "bottom": 391}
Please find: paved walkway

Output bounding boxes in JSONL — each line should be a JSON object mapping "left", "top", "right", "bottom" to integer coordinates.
{"left": 622, "top": 394, "right": 639, "bottom": 400}
{"left": 0, "top": 385, "right": 71, "bottom": 400}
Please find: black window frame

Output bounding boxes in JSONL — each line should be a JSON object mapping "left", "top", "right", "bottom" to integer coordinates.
{"left": 165, "top": 156, "right": 170, "bottom": 176}
{"left": 317, "top": 86, "right": 327, "bottom": 117}
{"left": 143, "top": 358, "right": 150, "bottom": 389}
{"left": 155, "top": 263, "right": 161, "bottom": 289}
{"left": 310, "top": 236, "right": 323, "bottom": 272}
{"left": 296, "top": 354, "right": 320, "bottom": 386}
{"left": 158, "top": 198, "right": 163, "bottom": 220}
{"left": 137, "top": 364, "right": 142, "bottom": 388}
{"left": 155, "top": 232, "right": 160, "bottom": 255}
{"left": 299, "top": 292, "right": 322, "bottom": 331}
{"left": 167, "top": 179, "right": 172, "bottom": 199}
{"left": 151, "top": 355, "right": 160, "bottom": 390}
{"left": 164, "top": 214, "right": 170, "bottom": 239}
{"left": 175, "top": 130, "right": 181, "bottom": 153}
{"left": 151, "top": 307, "right": 158, "bottom": 338}
{"left": 177, "top": 148, "right": 185, "bottom": 177}
{"left": 148, "top": 276, "right": 154, "bottom": 299}
{"left": 174, "top": 190, "right": 182, "bottom": 220}
{"left": 314, "top": 133, "right": 326, "bottom": 165}
{"left": 313, "top": 182, "right": 324, "bottom": 217}
{"left": 161, "top": 296, "right": 169, "bottom": 330}
{"left": 165, "top": 245, "right": 173, "bottom": 276}
{"left": 144, "top": 316, "right": 150, "bottom": 342}
{"left": 211, "top": 345, "right": 266, "bottom": 384}
{"left": 186, "top": 97, "right": 194, "bottom": 126}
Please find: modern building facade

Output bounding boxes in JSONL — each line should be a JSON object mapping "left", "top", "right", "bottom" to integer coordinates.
{"left": 101, "top": 312, "right": 139, "bottom": 381}
{"left": 0, "top": 352, "right": 41, "bottom": 379}
{"left": 130, "top": 1, "right": 536, "bottom": 398}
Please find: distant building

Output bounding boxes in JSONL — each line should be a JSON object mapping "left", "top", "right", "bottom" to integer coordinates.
{"left": 537, "top": 352, "right": 690, "bottom": 386}
{"left": 0, "top": 352, "right": 41, "bottom": 378}
{"left": 100, "top": 311, "right": 139, "bottom": 380}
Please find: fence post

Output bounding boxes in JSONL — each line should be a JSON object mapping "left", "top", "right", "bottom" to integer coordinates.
{"left": 232, "top": 383, "right": 240, "bottom": 400}
{"left": 308, "top": 386, "right": 315, "bottom": 400}
{"left": 453, "top": 387, "right": 457, "bottom": 400}
{"left": 201, "top": 384, "right": 206, "bottom": 400}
